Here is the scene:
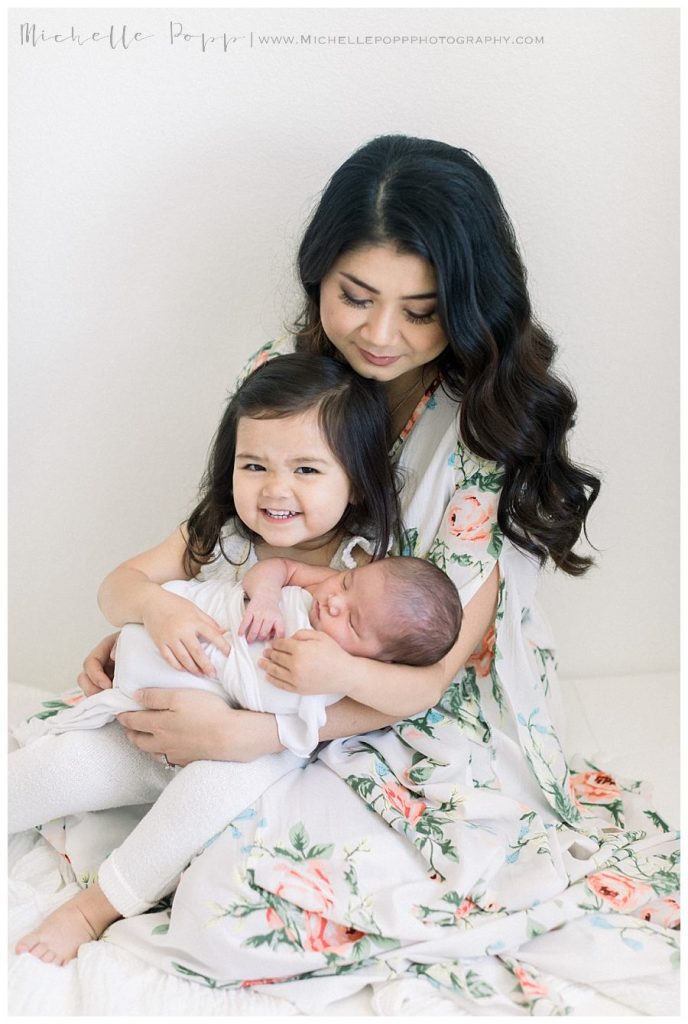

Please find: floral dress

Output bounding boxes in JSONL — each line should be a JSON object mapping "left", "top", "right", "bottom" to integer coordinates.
{"left": 26, "top": 339, "right": 680, "bottom": 1013}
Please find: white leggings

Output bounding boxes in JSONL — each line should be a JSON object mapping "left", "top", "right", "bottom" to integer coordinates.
{"left": 8, "top": 723, "right": 303, "bottom": 916}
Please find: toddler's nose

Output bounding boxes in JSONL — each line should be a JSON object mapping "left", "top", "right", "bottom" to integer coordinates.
{"left": 261, "top": 474, "right": 289, "bottom": 497}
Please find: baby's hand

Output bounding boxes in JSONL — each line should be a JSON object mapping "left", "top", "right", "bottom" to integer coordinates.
{"left": 141, "top": 589, "right": 230, "bottom": 678}
{"left": 239, "top": 595, "right": 285, "bottom": 644}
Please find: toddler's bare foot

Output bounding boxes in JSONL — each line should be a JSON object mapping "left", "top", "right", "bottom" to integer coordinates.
{"left": 15, "top": 882, "right": 121, "bottom": 965}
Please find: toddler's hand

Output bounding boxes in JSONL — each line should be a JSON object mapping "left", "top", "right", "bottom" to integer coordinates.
{"left": 239, "top": 595, "right": 285, "bottom": 644}
{"left": 142, "top": 589, "right": 230, "bottom": 678}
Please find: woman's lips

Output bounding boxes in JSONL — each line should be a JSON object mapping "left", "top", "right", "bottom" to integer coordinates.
{"left": 358, "top": 347, "right": 400, "bottom": 366}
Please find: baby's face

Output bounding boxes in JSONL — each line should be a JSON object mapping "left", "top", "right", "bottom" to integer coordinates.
{"left": 307, "top": 562, "right": 390, "bottom": 659}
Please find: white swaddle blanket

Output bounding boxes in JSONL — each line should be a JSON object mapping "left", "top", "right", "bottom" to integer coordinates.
{"left": 13, "top": 579, "right": 342, "bottom": 758}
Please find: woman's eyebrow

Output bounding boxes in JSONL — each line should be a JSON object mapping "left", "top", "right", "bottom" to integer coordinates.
{"left": 339, "top": 271, "right": 436, "bottom": 301}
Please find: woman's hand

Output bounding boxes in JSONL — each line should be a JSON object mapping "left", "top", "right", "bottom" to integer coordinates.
{"left": 259, "top": 631, "right": 355, "bottom": 695}
{"left": 117, "top": 689, "right": 284, "bottom": 767}
{"left": 77, "top": 632, "right": 120, "bottom": 695}
{"left": 141, "top": 589, "right": 230, "bottom": 678}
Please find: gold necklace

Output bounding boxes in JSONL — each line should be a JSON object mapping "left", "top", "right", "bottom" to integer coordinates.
{"left": 389, "top": 374, "right": 425, "bottom": 417}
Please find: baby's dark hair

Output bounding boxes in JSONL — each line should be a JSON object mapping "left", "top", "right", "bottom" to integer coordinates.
{"left": 377, "top": 557, "right": 463, "bottom": 666}
{"left": 185, "top": 353, "right": 402, "bottom": 572}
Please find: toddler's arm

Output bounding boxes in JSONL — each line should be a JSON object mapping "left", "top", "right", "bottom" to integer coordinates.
{"left": 239, "top": 558, "right": 338, "bottom": 642}
{"left": 98, "top": 525, "right": 229, "bottom": 678}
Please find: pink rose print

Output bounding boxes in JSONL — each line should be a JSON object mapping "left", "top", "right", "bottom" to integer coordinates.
{"left": 381, "top": 781, "right": 427, "bottom": 825}
{"left": 455, "top": 898, "right": 476, "bottom": 919}
{"left": 513, "top": 964, "right": 549, "bottom": 1000}
{"left": 252, "top": 348, "right": 272, "bottom": 371}
{"left": 302, "top": 912, "right": 365, "bottom": 955}
{"left": 265, "top": 905, "right": 297, "bottom": 942}
{"left": 63, "top": 692, "right": 86, "bottom": 706}
{"left": 587, "top": 871, "right": 653, "bottom": 912}
{"left": 570, "top": 771, "right": 620, "bottom": 804}
{"left": 240, "top": 975, "right": 282, "bottom": 988}
{"left": 273, "top": 861, "right": 335, "bottom": 915}
{"left": 640, "top": 897, "right": 680, "bottom": 929}
{"left": 467, "top": 625, "right": 496, "bottom": 677}
{"left": 448, "top": 494, "right": 495, "bottom": 543}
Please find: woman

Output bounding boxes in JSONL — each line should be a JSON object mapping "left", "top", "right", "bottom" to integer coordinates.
{"left": 74, "top": 136, "right": 679, "bottom": 1013}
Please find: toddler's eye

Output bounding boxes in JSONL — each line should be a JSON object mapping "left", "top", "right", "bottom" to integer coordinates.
{"left": 241, "top": 463, "right": 264, "bottom": 472}
{"left": 295, "top": 466, "right": 319, "bottom": 475}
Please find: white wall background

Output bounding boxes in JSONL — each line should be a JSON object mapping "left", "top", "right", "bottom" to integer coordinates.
{"left": 9, "top": 7, "right": 679, "bottom": 692}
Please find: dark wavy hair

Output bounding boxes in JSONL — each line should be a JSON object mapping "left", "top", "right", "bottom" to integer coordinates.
{"left": 185, "top": 353, "right": 401, "bottom": 574}
{"left": 293, "top": 135, "right": 600, "bottom": 574}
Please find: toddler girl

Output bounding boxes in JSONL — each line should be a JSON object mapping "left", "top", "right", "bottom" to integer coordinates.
{"left": 11, "top": 353, "right": 459, "bottom": 965}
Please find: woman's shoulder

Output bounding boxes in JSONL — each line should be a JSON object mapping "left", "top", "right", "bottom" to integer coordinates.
{"left": 397, "top": 390, "right": 505, "bottom": 509}
{"left": 450, "top": 437, "right": 505, "bottom": 492}
{"left": 235, "top": 337, "right": 296, "bottom": 386}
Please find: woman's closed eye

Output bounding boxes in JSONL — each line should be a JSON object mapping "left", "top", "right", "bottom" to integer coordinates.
{"left": 339, "top": 288, "right": 370, "bottom": 309}
{"left": 339, "top": 289, "right": 435, "bottom": 325}
{"left": 403, "top": 308, "right": 436, "bottom": 325}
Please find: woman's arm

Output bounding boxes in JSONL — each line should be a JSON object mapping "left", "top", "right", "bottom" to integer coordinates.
{"left": 117, "top": 688, "right": 401, "bottom": 766}
{"left": 259, "top": 565, "right": 500, "bottom": 718}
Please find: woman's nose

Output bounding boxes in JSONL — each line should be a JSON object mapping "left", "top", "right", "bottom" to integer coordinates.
{"left": 359, "top": 306, "right": 397, "bottom": 349}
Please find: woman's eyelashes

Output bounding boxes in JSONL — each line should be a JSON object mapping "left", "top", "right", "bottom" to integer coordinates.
{"left": 338, "top": 289, "right": 435, "bottom": 325}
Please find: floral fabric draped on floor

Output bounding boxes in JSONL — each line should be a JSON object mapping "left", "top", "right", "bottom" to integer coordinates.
{"left": 18, "top": 340, "right": 680, "bottom": 1013}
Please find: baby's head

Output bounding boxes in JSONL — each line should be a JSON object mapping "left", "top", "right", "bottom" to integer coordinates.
{"left": 308, "top": 556, "right": 462, "bottom": 666}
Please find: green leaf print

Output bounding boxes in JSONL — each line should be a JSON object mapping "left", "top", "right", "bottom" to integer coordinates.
{"left": 526, "top": 917, "right": 547, "bottom": 939}
{"left": 400, "top": 527, "right": 419, "bottom": 557}
{"left": 449, "top": 552, "right": 474, "bottom": 567}
{"left": 439, "top": 667, "right": 491, "bottom": 744}
{"left": 289, "top": 823, "right": 308, "bottom": 853}
{"left": 486, "top": 523, "right": 503, "bottom": 559}
{"left": 151, "top": 923, "right": 170, "bottom": 936}
{"left": 644, "top": 809, "right": 670, "bottom": 833}
{"left": 306, "top": 843, "right": 335, "bottom": 859}
{"left": 427, "top": 537, "right": 449, "bottom": 572}
{"left": 172, "top": 963, "right": 218, "bottom": 987}
{"left": 347, "top": 775, "right": 377, "bottom": 799}
{"left": 649, "top": 870, "right": 680, "bottom": 897}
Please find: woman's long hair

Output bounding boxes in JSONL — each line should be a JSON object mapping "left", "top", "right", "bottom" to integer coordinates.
{"left": 294, "top": 135, "right": 600, "bottom": 574}
{"left": 185, "top": 353, "right": 402, "bottom": 574}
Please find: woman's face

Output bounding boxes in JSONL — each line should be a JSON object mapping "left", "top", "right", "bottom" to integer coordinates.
{"left": 319, "top": 243, "right": 449, "bottom": 382}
